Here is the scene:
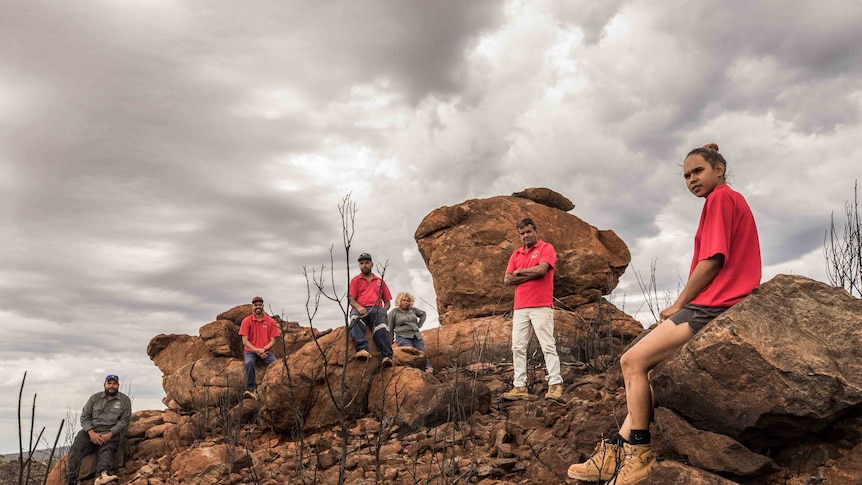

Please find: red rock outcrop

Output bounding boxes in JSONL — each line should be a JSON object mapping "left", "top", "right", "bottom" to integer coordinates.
{"left": 146, "top": 334, "right": 210, "bottom": 376}
{"left": 652, "top": 274, "right": 862, "bottom": 448}
{"left": 45, "top": 193, "right": 862, "bottom": 485}
{"left": 198, "top": 319, "right": 242, "bottom": 358}
{"left": 414, "top": 188, "right": 630, "bottom": 325}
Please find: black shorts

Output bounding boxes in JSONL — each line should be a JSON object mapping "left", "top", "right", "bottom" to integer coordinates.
{"left": 668, "top": 304, "right": 728, "bottom": 333}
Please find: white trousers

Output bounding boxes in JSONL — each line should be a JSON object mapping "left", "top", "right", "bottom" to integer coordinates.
{"left": 511, "top": 306, "right": 562, "bottom": 386}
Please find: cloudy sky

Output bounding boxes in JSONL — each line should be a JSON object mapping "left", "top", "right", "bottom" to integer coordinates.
{"left": 2, "top": 0, "right": 861, "bottom": 453}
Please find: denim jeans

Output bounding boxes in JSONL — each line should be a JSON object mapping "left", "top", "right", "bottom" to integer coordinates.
{"left": 512, "top": 306, "right": 562, "bottom": 387}
{"left": 395, "top": 336, "right": 432, "bottom": 370}
{"left": 244, "top": 350, "right": 277, "bottom": 391}
{"left": 350, "top": 306, "right": 393, "bottom": 358}
{"left": 66, "top": 429, "right": 120, "bottom": 484}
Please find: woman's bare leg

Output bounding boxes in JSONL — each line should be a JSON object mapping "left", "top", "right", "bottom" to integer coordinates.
{"left": 618, "top": 319, "right": 694, "bottom": 439}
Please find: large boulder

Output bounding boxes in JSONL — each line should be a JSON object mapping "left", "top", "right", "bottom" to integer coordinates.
{"left": 199, "top": 319, "right": 242, "bottom": 358}
{"left": 414, "top": 188, "right": 630, "bottom": 325}
{"left": 258, "top": 327, "right": 377, "bottom": 433}
{"left": 655, "top": 407, "right": 774, "bottom": 478}
{"left": 147, "top": 334, "right": 211, "bottom": 376}
{"left": 258, "top": 323, "right": 496, "bottom": 435}
{"left": 162, "top": 357, "right": 246, "bottom": 411}
{"left": 216, "top": 303, "right": 254, "bottom": 326}
{"left": 169, "top": 444, "right": 230, "bottom": 485}
{"left": 652, "top": 275, "right": 862, "bottom": 447}
{"left": 366, "top": 367, "right": 491, "bottom": 430}
{"left": 645, "top": 461, "right": 742, "bottom": 485}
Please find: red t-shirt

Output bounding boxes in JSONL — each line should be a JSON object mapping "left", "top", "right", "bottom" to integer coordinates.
{"left": 238, "top": 314, "right": 280, "bottom": 352}
{"left": 506, "top": 240, "right": 556, "bottom": 309}
{"left": 348, "top": 274, "right": 392, "bottom": 307}
{"left": 689, "top": 184, "right": 762, "bottom": 307}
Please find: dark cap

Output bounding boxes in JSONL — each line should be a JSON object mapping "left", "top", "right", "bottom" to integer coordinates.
{"left": 105, "top": 374, "right": 119, "bottom": 382}
{"left": 357, "top": 253, "right": 372, "bottom": 262}
{"left": 252, "top": 296, "right": 264, "bottom": 303}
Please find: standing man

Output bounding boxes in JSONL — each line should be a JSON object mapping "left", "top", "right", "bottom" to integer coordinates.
{"left": 239, "top": 296, "right": 280, "bottom": 399}
{"left": 503, "top": 218, "right": 564, "bottom": 402}
{"left": 348, "top": 253, "right": 394, "bottom": 367}
{"left": 66, "top": 374, "right": 131, "bottom": 485}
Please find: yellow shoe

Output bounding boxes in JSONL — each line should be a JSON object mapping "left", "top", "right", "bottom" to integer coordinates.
{"left": 567, "top": 440, "right": 621, "bottom": 481}
{"left": 501, "top": 386, "right": 529, "bottom": 401}
{"left": 94, "top": 470, "right": 119, "bottom": 485}
{"left": 607, "top": 443, "right": 657, "bottom": 485}
{"left": 544, "top": 383, "right": 564, "bottom": 403}
{"left": 355, "top": 349, "right": 370, "bottom": 360}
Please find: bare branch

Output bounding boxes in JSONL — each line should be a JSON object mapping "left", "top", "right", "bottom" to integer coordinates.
{"left": 825, "top": 180, "right": 861, "bottom": 297}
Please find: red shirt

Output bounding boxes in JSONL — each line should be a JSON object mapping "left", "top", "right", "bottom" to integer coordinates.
{"left": 238, "top": 314, "right": 280, "bottom": 352}
{"left": 349, "top": 273, "right": 392, "bottom": 307}
{"left": 506, "top": 240, "right": 556, "bottom": 309}
{"left": 689, "top": 184, "right": 762, "bottom": 307}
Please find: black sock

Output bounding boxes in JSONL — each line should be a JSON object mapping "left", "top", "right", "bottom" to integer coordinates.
{"left": 629, "top": 429, "right": 651, "bottom": 445}
{"left": 609, "top": 433, "right": 627, "bottom": 446}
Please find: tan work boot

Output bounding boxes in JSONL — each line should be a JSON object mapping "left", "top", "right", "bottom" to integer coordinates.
{"left": 355, "top": 349, "right": 370, "bottom": 360}
{"left": 501, "top": 386, "right": 529, "bottom": 401}
{"left": 544, "top": 383, "right": 564, "bottom": 403}
{"left": 567, "top": 440, "right": 621, "bottom": 481}
{"left": 94, "top": 470, "right": 119, "bottom": 485}
{"left": 607, "top": 442, "right": 657, "bottom": 485}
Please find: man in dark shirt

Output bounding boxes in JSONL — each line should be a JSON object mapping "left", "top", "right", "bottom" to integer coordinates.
{"left": 66, "top": 374, "right": 132, "bottom": 485}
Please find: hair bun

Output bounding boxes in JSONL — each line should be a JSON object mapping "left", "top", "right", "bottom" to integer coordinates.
{"left": 703, "top": 143, "right": 719, "bottom": 152}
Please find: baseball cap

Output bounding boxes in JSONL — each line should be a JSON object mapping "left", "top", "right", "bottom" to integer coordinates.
{"left": 357, "top": 253, "right": 372, "bottom": 261}
{"left": 105, "top": 375, "right": 119, "bottom": 382}
{"left": 252, "top": 296, "right": 264, "bottom": 303}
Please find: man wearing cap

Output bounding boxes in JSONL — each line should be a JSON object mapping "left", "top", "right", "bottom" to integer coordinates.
{"left": 66, "top": 374, "right": 131, "bottom": 485}
{"left": 502, "top": 217, "right": 564, "bottom": 403}
{"left": 348, "top": 253, "right": 394, "bottom": 366}
{"left": 238, "top": 296, "right": 280, "bottom": 399}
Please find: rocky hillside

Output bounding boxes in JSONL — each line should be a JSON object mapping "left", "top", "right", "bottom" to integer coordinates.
{"left": 47, "top": 189, "right": 862, "bottom": 485}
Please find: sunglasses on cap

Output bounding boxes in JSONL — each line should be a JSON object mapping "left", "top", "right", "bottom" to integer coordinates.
{"left": 105, "top": 375, "right": 119, "bottom": 381}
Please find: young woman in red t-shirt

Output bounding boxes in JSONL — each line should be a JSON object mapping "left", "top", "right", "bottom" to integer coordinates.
{"left": 568, "top": 143, "right": 762, "bottom": 485}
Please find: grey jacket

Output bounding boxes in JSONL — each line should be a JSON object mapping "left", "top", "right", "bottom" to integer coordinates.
{"left": 387, "top": 307, "right": 427, "bottom": 340}
{"left": 80, "top": 391, "right": 132, "bottom": 436}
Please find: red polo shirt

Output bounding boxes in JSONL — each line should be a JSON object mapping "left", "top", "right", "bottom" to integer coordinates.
{"left": 506, "top": 240, "right": 556, "bottom": 309}
{"left": 239, "top": 314, "right": 280, "bottom": 352}
{"left": 349, "top": 273, "right": 392, "bottom": 307}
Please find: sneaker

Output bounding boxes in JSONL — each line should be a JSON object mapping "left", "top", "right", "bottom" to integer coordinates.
{"left": 545, "top": 383, "right": 564, "bottom": 403}
{"left": 243, "top": 390, "right": 258, "bottom": 400}
{"left": 425, "top": 367, "right": 434, "bottom": 373}
{"left": 501, "top": 386, "right": 529, "bottom": 401}
{"left": 355, "top": 349, "right": 371, "bottom": 360}
{"left": 567, "top": 440, "right": 622, "bottom": 481}
{"left": 607, "top": 443, "right": 657, "bottom": 485}
{"left": 381, "top": 356, "right": 393, "bottom": 367}
{"left": 94, "top": 470, "right": 119, "bottom": 485}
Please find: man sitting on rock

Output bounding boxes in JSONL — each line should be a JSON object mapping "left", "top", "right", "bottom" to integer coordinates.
{"left": 239, "top": 295, "right": 280, "bottom": 399}
{"left": 66, "top": 374, "right": 131, "bottom": 485}
{"left": 348, "top": 253, "right": 394, "bottom": 367}
{"left": 502, "top": 217, "right": 564, "bottom": 402}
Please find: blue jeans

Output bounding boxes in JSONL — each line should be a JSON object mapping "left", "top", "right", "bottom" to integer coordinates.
{"left": 395, "top": 335, "right": 432, "bottom": 370}
{"left": 350, "top": 306, "right": 393, "bottom": 358}
{"left": 66, "top": 430, "right": 120, "bottom": 484}
{"left": 244, "top": 350, "right": 277, "bottom": 391}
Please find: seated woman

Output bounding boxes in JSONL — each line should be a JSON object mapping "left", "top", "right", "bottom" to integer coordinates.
{"left": 387, "top": 292, "right": 433, "bottom": 373}
{"left": 567, "top": 143, "right": 761, "bottom": 485}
